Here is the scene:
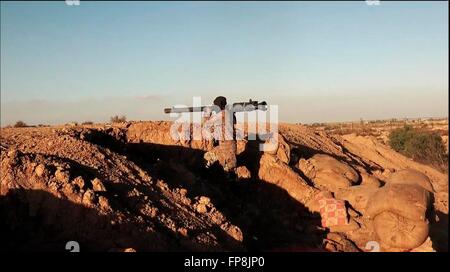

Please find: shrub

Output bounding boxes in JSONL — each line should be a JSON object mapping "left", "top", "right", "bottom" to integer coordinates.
{"left": 110, "top": 115, "right": 126, "bottom": 123}
{"left": 389, "top": 125, "right": 415, "bottom": 152}
{"left": 14, "top": 121, "right": 27, "bottom": 128}
{"left": 389, "top": 126, "right": 447, "bottom": 169}
{"left": 82, "top": 121, "right": 94, "bottom": 125}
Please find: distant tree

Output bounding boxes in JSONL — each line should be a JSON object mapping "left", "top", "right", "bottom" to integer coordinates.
{"left": 14, "top": 121, "right": 27, "bottom": 128}
{"left": 110, "top": 115, "right": 126, "bottom": 123}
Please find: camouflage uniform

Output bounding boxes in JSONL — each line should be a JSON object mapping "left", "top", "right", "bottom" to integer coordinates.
{"left": 204, "top": 108, "right": 237, "bottom": 173}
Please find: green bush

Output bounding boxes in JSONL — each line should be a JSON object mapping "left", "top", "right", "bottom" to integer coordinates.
{"left": 389, "top": 125, "right": 414, "bottom": 152}
{"left": 389, "top": 125, "right": 447, "bottom": 168}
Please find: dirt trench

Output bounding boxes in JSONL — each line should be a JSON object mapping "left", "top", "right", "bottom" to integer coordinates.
{"left": 80, "top": 126, "right": 329, "bottom": 251}
{"left": 2, "top": 122, "right": 446, "bottom": 252}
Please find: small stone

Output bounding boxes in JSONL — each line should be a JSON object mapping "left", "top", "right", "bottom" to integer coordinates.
{"left": 198, "top": 196, "right": 210, "bottom": 205}
{"left": 7, "top": 148, "right": 18, "bottom": 158}
{"left": 82, "top": 189, "right": 96, "bottom": 206}
{"left": 55, "top": 169, "right": 70, "bottom": 183}
{"left": 73, "top": 176, "right": 85, "bottom": 190}
{"left": 196, "top": 203, "right": 208, "bottom": 214}
{"left": 211, "top": 210, "right": 226, "bottom": 225}
{"left": 178, "top": 227, "right": 189, "bottom": 237}
{"left": 235, "top": 166, "right": 251, "bottom": 180}
{"left": 182, "top": 198, "right": 192, "bottom": 206}
{"left": 34, "top": 164, "right": 47, "bottom": 177}
{"left": 91, "top": 178, "right": 106, "bottom": 192}
{"left": 220, "top": 223, "right": 243, "bottom": 242}
{"left": 6, "top": 148, "right": 19, "bottom": 164}
{"left": 98, "top": 196, "right": 111, "bottom": 211}
{"left": 62, "top": 183, "right": 75, "bottom": 194}
{"left": 179, "top": 188, "right": 188, "bottom": 197}
{"left": 149, "top": 206, "right": 158, "bottom": 218}
{"left": 48, "top": 180, "right": 60, "bottom": 191}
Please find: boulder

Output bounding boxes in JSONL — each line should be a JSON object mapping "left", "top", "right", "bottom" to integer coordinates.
{"left": 298, "top": 154, "right": 359, "bottom": 193}
{"left": 258, "top": 153, "right": 318, "bottom": 211}
{"left": 335, "top": 185, "right": 379, "bottom": 213}
{"left": 366, "top": 183, "right": 431, "bottom": 250}
{"left": 366, "top": 184, "right": 430, "bottom": 221}
{"left": 359, "top": 172, "right": 381, "bottom": 188}
{"left": 262, "top": 133, "right": 290, "bottom": 164}
{"left": 373, "top": 211, "right": 429, "bottom": 250}
{"left": 387, "top": 169, "right": 434, "bottom": 192}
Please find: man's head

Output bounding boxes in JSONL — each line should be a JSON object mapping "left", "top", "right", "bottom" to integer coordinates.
{"left": 213, "top": 96, "right": 227, "bottom": 110}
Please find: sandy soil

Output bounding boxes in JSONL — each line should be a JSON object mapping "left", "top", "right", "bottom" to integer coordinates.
{"left": 1, "top": 121, "right": 447, "bottom": 252}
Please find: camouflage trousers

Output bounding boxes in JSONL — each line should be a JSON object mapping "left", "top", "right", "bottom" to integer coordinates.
{"left": 204, "top": 140, "right": 237, "bottom": 172}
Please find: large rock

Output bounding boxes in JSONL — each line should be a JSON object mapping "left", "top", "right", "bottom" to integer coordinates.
{"left": 366, "top": 184, "right": 430, "bottom": 222}
{"left": 335, "top": 185, "right": 379, "bottom": 213}
{"left": 359, "top": 172, "right": 381, "bottom": 188}
{"left": 373, "top": 211, "right": 429, "bottom": 250}
{"left": 366, "top": 183, "right": 431, "bottom": 250}
{"left": 262, "top": 133, "right": 290, "bottom": 164}
{"left": 298, "top": 154, "right": 359, "bottom": 193}
{"left": 387, "top": 169, "right": 434, "bottom": 192}
{"left": 258, "top": 153, "right": 318, "bottom": 211}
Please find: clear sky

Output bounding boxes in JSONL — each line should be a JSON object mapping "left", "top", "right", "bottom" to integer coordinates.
{"left": 1, "top": 1, "right": 448, "bottom": 125}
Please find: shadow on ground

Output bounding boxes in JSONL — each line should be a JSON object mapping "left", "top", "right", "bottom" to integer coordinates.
{"left": 61, "top": 128, "right": 329, "bottom": 251}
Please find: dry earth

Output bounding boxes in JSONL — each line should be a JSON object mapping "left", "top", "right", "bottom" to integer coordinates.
{"left": 1, "top": 121, "right": 448, "bottom": 252}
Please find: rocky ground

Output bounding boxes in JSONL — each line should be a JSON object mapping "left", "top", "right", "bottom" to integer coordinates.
{"left": 0, "top": 121, "right": 448, "bottom": 252}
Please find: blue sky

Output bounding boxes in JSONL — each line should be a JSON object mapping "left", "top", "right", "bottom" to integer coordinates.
{"left": 1, "top": 1, "right": 448, "bottom": 125}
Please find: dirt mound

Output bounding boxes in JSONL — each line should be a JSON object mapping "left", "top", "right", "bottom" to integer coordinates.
{"left": 0, "top": 127, "right": 243, "bottom": 251}
{"left": 298, "top": 154, "right": 359, "bottom": 193}
{"left": 0, "top": 122, "right": 447, "bottom": 252}
{"left": 387, "top": 169, "right": 434, "bottom": 192}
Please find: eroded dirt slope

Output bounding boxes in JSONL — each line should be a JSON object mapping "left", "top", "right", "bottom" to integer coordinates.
{"left": 1, "top": 121, "right": 448, "bottom": 252}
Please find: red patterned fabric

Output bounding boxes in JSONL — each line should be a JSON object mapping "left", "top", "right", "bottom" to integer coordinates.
{"left": 316, "top": 193, "right": 348, "bottom": 228}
